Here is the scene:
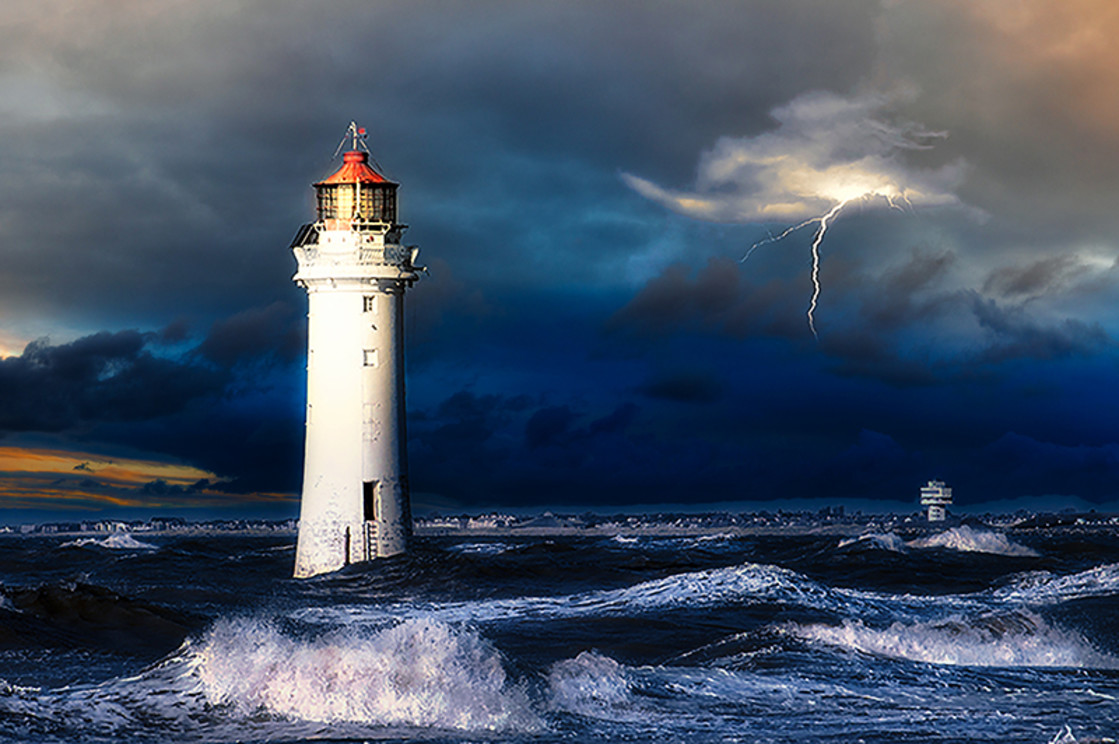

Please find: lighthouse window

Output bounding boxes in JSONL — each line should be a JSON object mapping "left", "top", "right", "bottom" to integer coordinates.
{"left": 316, "top": 188, "right": 337, "bottom": 219}
{"left": 363, "top": 296, "right": 375, "bottom": 312}
{"left": 384, "top": 191, "right": 396, "bottom": 222}
{"left": 335, "top": 184, "right": 356, "bottom": 219}
{"left": 363, "top": 349, "right": 378, "bottom": 367}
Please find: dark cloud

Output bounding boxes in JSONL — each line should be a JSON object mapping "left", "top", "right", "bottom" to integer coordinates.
{"left": 983, "top": 254, "right": 1089, "bottom": 299}
{"left": 525, "top": 406, "right": 575, "bottom": 450}
{"left": 0, "top": 331, "right": 226, "bottom": 432}
{"left": 970, "top": 295, "right": 1114, "bottom": 363}
{"left": 196, "top": 302, "right": 303, "bottom": 367}
{"left": 610, "top": 244, "right": 1116, "bottom": 390}
{"left": 639, "top": 372, "right": 724, "bottom": 403}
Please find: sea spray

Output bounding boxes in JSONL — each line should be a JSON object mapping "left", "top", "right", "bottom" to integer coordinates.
{"left": 547, "top": 651, "right": 635, "bottom": 719}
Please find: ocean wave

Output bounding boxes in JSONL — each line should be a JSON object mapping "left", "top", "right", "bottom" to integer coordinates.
{"left": 195, "top": 616, "right": 540, "bottom": 731}
{"left": 836, "top": 532, "right": 909, "bottom": 553}
{"left": 0, "top": 617, "right": 542, "bottom": 739}
{"left": 786, "top": 610, "right": 1119, "bottom": 669}
{"left": 59, "top": 533, "right": 158, "bottom": 551}
{"left": 992, "top": 563, "right": 1119, "bottom": 604}
{"left": 293, "top": 561, "right": 850, "bottom": 627}
{"left": 907, "top": 525, "right": 1039, "bottom": 557}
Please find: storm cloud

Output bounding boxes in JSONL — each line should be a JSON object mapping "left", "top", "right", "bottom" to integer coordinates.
{"left": 2, "top": 0, "right": 1119, "bottom": 516}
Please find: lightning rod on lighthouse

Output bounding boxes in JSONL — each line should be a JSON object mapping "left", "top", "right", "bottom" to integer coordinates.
{"left": 290, "top": 122, "right": 422, "bottom": 578}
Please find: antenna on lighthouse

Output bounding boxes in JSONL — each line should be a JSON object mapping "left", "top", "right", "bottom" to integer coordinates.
{"left": 332, "top": 121, "right": 386, "bottom": 174}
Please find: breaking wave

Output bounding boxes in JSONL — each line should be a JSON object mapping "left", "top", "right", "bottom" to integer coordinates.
{"left": 787, "top": 611, "right": 1118, "bottom": 669}
{"left": 0, "top": 617, "right": 542, "bottom": 739}
{"left": 59, "top": 534, "right": 158, "bottom": 551}
{"left": 195, "top": 617, "right": 540, "bottom": 730}
{"left": 907, "top": 525, "right": 1039, "bottom": 557}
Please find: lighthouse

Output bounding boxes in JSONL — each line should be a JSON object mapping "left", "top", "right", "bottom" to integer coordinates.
{"left": 290, "top": 123, "right": 422, "bottom": 578}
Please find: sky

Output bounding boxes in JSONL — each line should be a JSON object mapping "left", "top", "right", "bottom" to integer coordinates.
{"left": 2, "top": 0, "right": 1119, "bottom": 522}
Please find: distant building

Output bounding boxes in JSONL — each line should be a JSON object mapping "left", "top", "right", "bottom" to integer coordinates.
{"left": 920, "top": 480, "right": 953, "bottom": 522}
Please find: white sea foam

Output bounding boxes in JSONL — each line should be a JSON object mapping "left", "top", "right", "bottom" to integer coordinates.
{"left": 788, "top": 611, "right": 1119, "bottom": 669}
{"left": 59, "top": 533, "right": 158, "bottom": 550}
{"left": 195, "top": 617, "right": 541, "bottom": 731}
{"left": 837, "top": 532, "right": 909, "bottom": 553}
{"left": 907, "top": 525, "right": 1039, "bottom": 557}
{"left": 607, "top": 533, "right": 736, "bottom": 550}
{"left": 446, "top": 542, "right": 516, "bottom": 556}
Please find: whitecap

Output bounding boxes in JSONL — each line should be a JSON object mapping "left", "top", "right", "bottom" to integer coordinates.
{"left": 907, "top": 525, "right": 1039, "bottom": 557}
{"left": 837, "top": 532, "right": 908, "bottom": 553}
{"left": 787, "top": 611, "right": 1119, "bottom": 669}
{"left": 60, "top": 534, "right": 158, "bottom": 551}
{"left": 992, "top": 563, "right": 1119, "bottom": 604}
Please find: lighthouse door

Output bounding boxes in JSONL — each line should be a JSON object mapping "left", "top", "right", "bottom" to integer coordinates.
{"left": 363, "top": 480, "right": 379, "bottom": 558}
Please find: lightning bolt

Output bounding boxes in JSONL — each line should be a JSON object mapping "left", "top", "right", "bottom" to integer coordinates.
{"left": 740, "top": 218, "right": 820, "bottom": 264}
{"left": 743, "top": 198, "right": 864, "bottom": 341}
{"left": 806, "top": 200, "right": 850, "bottom": 340}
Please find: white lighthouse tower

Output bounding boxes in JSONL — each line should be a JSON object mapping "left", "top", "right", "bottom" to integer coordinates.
{"left": 291, "top": 123, "right": 421, "bottom": 578}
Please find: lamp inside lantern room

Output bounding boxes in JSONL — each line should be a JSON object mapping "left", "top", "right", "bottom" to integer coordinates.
{"left": 314, "top": 150, "right": 398, "bottom": 230}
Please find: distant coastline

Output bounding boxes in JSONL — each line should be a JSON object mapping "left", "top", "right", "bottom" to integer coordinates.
{"left": 3, "top": 508, "right": 1116, "bottom": 538}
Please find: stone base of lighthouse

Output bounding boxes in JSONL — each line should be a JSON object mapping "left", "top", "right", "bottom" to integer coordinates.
{"left": 292, "top": 227, "right": 416, "bottom": 578}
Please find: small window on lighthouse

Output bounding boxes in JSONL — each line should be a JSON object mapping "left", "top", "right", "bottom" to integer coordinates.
{"left": 363, "top": 349, "right": 378, "bottom": 367}
{"left": 363, "top": 296, "right": 375, "bottom": 312}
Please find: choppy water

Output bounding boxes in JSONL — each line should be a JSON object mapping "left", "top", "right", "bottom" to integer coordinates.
{"left": 1, "top": 524, "right": 1117, "bottom": 743}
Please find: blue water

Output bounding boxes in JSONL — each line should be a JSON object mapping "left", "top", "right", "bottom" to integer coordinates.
{"left": 1, "top": 524, "right": 1117, "bottom": 743}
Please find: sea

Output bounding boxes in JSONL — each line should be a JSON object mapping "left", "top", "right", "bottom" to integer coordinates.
{"left": 0, "top": 522, "right": 1117, "bottom": 743}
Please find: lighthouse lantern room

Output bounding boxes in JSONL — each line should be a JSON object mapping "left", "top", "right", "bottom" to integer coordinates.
{"left": 290, "top": 122, "right": 422, "bottom": 578}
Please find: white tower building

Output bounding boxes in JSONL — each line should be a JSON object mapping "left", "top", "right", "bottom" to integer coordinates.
{"left": 291, "top": 123, "right": 422, "bottom": 578}
{"left": 920, "top": 480, "right": 953, "bottom": 522}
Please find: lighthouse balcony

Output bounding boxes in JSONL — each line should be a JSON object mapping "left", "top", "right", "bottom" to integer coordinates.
{"left": 293, "top": 243, "right": 415, "bottom": 269}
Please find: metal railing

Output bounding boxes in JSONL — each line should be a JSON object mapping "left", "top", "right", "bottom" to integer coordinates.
{"left": 294, "top": 245, "right": 410, "bottom": 268}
